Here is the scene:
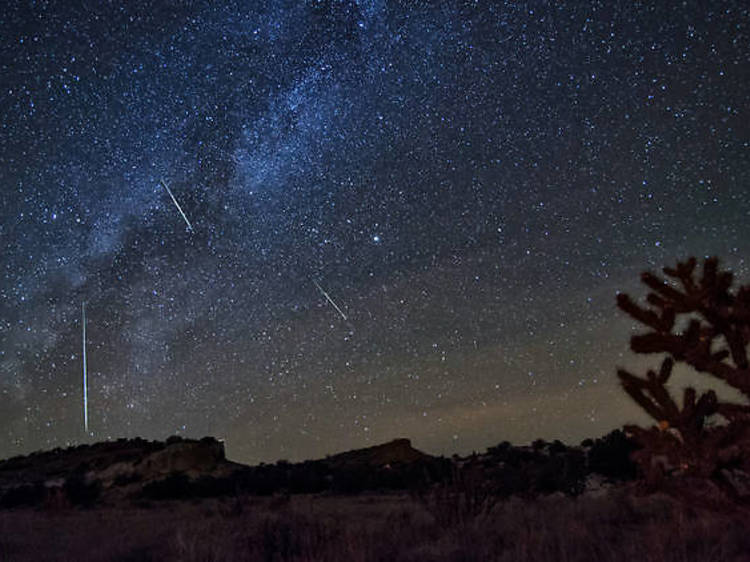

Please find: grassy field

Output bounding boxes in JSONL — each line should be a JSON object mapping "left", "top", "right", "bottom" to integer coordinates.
{"left": 1, "top": 487, "right": 750, "bottom": 562}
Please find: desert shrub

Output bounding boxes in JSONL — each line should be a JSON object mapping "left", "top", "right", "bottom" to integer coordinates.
{"left": 255, "top": 512, "right": 334, "bottom": 562}
{"left": 244, "top": 464, "right": 291, "bottom": 495}
{"left": 493, "top": 463, "right": 529, "bottom": 496}
{"left": 534, "top": 450, "right": 587, "bottom": 496}
{"left": 482, "top": 443, "right": 587, "bottom": 497}
{"left": 113, "top": 472, "right": 143, "bottom": 486}
{"left": 486, "top": 440, "right": 513, "bottom": 456}
{"left": 63, "top": 473, "right": 101, "bottom": 507}
{"left": 331, "top": 465, "right": 372, "bottom": 494}
{"left": 190, "top": 475, "right": 237, "bottom": 497}
{"left": 548, "top": 439, "right": 569, "bottom": 455}
{"left": 418, "top": 464, "right": 499, "bottom": 529}
{"left": 287, "top": 462, "right": 328, "bottom": 494}
{"left": 141, "top": 472, "right": 241, "bottom": 500}
{"left": 0, "top": 483, "right": 46, "bottom": 509}
{"left": 587, "top": 429, "right": 638, "bottom": 481}
{"left": 142, "top": 472, "right": 192, "bottom": 500}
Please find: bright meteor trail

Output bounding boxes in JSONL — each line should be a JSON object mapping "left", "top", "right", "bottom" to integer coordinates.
{"left": 160, "top": 179, "right": 194, "bottom": 232}
{"left": 81, "top": 302, "right": 89, "bottom": 435}
{"left": 313, "top": 280, "right": 348, "bottom": 321}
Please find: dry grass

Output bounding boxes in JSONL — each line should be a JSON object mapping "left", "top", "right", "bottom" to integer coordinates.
{"left": 1, "top": 490, "right": 749, "bottom": 561}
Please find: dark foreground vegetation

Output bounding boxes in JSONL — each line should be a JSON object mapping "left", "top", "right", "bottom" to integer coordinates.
{"left": 615, "top": 257, "right": 750, "bottom": 504}
{"left": 1, "top": 489, "right": 749, "bottom": 562}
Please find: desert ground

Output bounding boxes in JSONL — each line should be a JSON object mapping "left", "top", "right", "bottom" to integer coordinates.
{"left": 1, "top": 488, "right": 749, "bottom": 562}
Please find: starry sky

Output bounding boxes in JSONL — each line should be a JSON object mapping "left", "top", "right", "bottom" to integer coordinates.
{"left": 1, "top": 1, "right": 749, "bottom": 464}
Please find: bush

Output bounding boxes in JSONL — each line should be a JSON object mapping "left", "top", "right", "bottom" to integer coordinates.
{"left": 0, "top": 483, "right": 46, "bottom": 509}
{"left": 534, "top": 450, "right": 587, "bottom": 496}
{"left": 142, "top": 472, "right": 192, "bottom": 500}
{"left": 588, "top": 430, "right": 638, "bottom": 481}
{"left": 64, "top": 473, "right": 101, "bottom": 507}
{"left": 113, "top": 472, "right": 142, "bottom": 486}
{"left": 190, "top": 475, "right": 237, "bottom": 497}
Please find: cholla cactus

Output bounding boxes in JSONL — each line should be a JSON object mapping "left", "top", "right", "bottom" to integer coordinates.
{"left": 617, "top": 257, "right": 750, "bottom": 497}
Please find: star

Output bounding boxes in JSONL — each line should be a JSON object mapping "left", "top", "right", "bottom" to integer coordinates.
{"left": 0, "top": 1, "right": 748, "bottom": 464}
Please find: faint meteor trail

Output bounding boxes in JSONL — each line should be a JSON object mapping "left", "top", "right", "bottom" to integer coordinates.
{"left": 81, "top": 302, "right": 89, "bottom": 435}
{"left": 313, "top": 280, "right": 348, "bottom": 321}
{"left": 160, "top": 179, "right": 194, "bottom": 232}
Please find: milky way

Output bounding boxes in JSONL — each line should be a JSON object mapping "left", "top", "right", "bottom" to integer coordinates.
{"left": 1, "top": 1, "right": 748, "bottom": 463}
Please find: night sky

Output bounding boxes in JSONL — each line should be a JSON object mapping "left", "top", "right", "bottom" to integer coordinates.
{"left": 1, "top": 1, "right": 749, "bottom": 464}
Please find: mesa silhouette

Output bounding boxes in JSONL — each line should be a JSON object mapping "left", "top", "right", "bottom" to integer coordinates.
{"left": 0, "top": 431, "right": 637, "bottom": 509}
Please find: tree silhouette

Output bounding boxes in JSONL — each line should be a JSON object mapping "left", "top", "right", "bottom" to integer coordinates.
{"left": 617, "top": 257, "right": 750, "bottom": 499}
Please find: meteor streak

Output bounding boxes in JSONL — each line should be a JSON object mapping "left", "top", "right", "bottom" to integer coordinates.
{"left": 160, "top": 179, "right": 194, "bottom": 232}
{"left": 82, "top": 302, "right": 89, "bottom": 435}
{"left": 313, "top": 279, "right": 348, "bottom": 321}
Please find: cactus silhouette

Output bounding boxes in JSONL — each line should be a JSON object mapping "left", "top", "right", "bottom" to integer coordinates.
{"left": 617, "top": 257, "right": 750, "bottom": 499}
